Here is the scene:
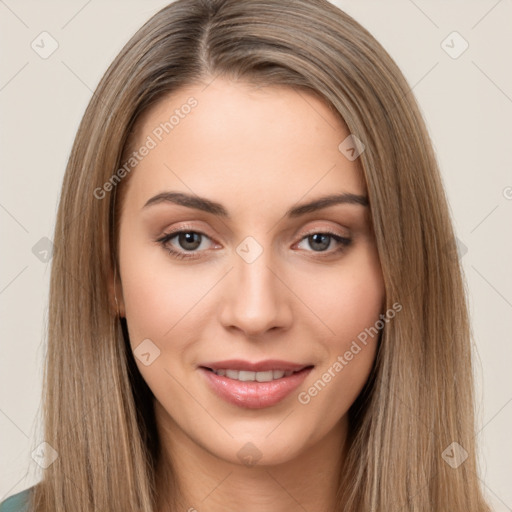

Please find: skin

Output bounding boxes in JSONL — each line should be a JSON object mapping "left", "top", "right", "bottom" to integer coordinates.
{"left": 113, "top": 76, "right": 385, "bottom": 512}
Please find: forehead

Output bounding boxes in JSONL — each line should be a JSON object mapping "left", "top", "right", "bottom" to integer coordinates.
{"left": 122, "top": 77, "right": 366, "bottom": 212}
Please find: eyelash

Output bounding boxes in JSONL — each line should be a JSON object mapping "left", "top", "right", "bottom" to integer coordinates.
{"left": 156, "top": 226, "right": 352, "bottom": 261}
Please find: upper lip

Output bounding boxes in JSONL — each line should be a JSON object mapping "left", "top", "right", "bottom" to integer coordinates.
{"left": 200, "top": 359, "right": 313, "bottom": 372}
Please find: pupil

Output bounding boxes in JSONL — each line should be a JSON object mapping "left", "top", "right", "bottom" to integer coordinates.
{"left": 179, "top": 232, "right": 201, "bottom": 250}
{"left": 310, "top": 233, "right": 330, "bottom": 251}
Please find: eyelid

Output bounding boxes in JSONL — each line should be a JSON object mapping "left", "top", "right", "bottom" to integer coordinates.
{"left": 298, "top": 225, "right": 350, "bottom": 239}
{"left": 157, "top": 221, "right": 350, "bottom": 245}
{"left": 155, "top": 224, "right": 219, "bottom": 248}
{"left": 158, "top": 222, "right": 214, "bottom": 239}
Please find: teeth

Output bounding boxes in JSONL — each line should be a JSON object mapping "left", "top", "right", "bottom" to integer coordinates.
{"left": 212, "top": 368, "right": 298, "bottom": 381}
{"left": 256, "top": 370, "right": 273, "bottom": 382}
{"left": 225, "top": 369, "right": 238, "bottom": 379}
{"left": 238, "top": 370, "right": 256, "bottom": 382}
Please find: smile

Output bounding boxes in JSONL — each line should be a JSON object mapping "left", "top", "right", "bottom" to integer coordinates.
{"left": 199, "top": 360, "right": 314, "bottom": 409}
{"left": 208, "top": 368, "right": 296, "bottom": 381}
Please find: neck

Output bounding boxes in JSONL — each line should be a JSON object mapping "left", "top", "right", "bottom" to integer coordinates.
{"left": 154, "top": 403, "right": 348, "bottom": 512}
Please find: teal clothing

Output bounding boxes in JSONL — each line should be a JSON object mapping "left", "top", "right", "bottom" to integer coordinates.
{"left": 0, "top": 488, "right": 31, "bottom": 512}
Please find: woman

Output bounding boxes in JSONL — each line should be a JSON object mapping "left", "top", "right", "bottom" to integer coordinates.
{"left": 0, "top": 0, "right": 492, "bottom": 510}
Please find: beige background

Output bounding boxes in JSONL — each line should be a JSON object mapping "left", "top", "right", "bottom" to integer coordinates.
{"left": 1, "top": 0, "right": 511, "bottom": 509}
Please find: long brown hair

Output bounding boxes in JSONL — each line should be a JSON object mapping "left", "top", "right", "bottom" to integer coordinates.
{"left": 31, "top": 0, "right": 491, "bottom": 510}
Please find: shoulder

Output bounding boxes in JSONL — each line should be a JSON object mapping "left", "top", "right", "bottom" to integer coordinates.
{"left": 0, "top": 487, "right": 33, "bottom": 512}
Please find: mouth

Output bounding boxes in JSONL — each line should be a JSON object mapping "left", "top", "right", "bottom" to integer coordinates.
{"left": 198, "top": 360, "right": 314, "bottom": 409}
{"left": 201, "top": 367, "right": 308, "bottom": 382}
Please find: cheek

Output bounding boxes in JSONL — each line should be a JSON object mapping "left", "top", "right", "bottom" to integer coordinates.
{"left": 117, "top": 239, "right": 208, "bottom": 397}
{"left": 118, "top": 230, "right": 208, "bottom": 344}
{"left": 334, "top": 248, "right": 384, "bottom": 367}
{"left": 296, "top": 246, "right": 384, "bottom": 410}
{"left": 310, "top": 244, "right": 385, "bottom": 345}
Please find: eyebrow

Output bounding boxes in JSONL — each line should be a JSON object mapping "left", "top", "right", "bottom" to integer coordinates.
{"left": 143, "top": 191, "right": 368, "bottom": 218}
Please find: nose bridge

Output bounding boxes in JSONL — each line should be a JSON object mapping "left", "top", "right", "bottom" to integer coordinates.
{"left": 219, "top": 235, "right": 291, "bottom": 335}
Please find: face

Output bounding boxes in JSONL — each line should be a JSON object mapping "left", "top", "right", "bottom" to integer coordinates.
{"left": 114, "top": 77, "right": 385, "bottom": 467}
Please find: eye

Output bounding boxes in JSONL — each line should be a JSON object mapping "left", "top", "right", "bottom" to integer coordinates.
{"left": 156, "top": 228, "right": 352, "bottom": 261}
{"left": 156, "top": 229, "right": 215, "bottom": 260}
{"left": 295, "top": 230, "right": 352, "bottom": 256}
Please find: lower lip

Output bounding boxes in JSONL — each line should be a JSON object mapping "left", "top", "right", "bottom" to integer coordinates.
{"left": 200, "top": 367, "right": 313, "bottom": 409}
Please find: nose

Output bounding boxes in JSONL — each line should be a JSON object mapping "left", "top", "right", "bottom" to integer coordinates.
{"left": 218, "top": 243, "right": 293, "bottom": 338}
